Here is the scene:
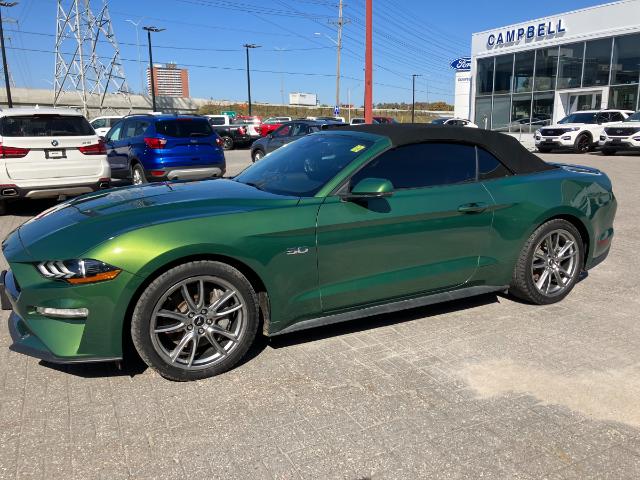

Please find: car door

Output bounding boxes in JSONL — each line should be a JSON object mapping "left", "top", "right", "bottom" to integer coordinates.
{"left": 266, "top": 123, "right": 292, "bottom": 153}
{"left": 316, "top": 142, "right": 495, "bottom": 312}
{"left": 104, "top": 120, "right": 127, "bottom": 170}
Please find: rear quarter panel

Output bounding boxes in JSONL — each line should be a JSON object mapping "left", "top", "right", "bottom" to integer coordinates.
{"left": 479, "top": 167, "right": 616, "bottom": 284}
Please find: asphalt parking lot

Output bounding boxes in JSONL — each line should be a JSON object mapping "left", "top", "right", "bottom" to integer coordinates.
{"left": 1, "top": 149, "right": 640, "bottom": 479}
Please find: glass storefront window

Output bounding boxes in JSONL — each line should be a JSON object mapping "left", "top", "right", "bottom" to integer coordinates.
{"left": 514, "top": 51, "right": 535, "bottom": 93}
{"left": 494, "top": 55, "right": 514, "bottom": 94}
{"left": 476, "top": 58, "right": 494, "bottom": 95}
{"left": 511, "top": 93, "right": 533, "bottom": 132}
{"left": 491, "top": 95, "right": 511, "bottom": 131}
{"left": 475, "top": 96, "right": 492, "bottom": 129}
{"left": 557, "top": 43, "right": 584, "bottom": 89}
{"left": 611, "top": 34, "right": 640, "bottom": 85}
{"left": 534, "top": 47, "right": 558, "bottom": 91}
{"left": 532, "top": 92, "right": 554, "bottom": 127}
{"left": 583, "top": 38, "right": 613, "bottom": 87}
{"left": 609, "top": 85, "right": 639, "bottom": 110}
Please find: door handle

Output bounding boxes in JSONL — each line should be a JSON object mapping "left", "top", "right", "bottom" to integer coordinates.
{"left": 458, "top": 202, "right": 488, "bottom": 214}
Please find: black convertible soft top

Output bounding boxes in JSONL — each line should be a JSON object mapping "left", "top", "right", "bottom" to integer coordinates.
{"left": 324, "top": 124, "right": 556, "bottom": 174}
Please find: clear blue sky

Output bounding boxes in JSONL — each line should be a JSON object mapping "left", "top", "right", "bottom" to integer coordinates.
{"left": 3, "top": 0, "right": 609, "bottom": 106}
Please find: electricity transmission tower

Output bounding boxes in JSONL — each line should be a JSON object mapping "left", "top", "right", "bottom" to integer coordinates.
{"left": 54, "top": 0, "right": 131, "bottom": 116}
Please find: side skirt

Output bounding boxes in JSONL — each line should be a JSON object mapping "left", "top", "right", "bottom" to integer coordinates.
{"left": 271, "top": 284, "right": 508, "bottom": 336}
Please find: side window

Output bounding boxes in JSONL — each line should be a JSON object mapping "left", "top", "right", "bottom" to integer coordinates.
{"left": 477, "top": 147, "right": 511, "bottom": 180}
{"left": 351, "top": 142, "right": 477, "bottom": 190}
{"left": 122, "top": 120, "right": 138, "bottom": 139}
{"left": 91, "top": 118, "right": 106, "bottom": 129}
{"left": 134, "top": 120, "right": 150, "bottom": 136}
{"left": 291, "top": 123, "right": 309, "bottom": 136}
{"left": 106, "top": 121, "right": 123, "bottom": 141}
{"left": 274, "top": 124, "right": 291, "bottom": 137}
{"left": 609, "top": 112, "right": 624, "bottom": 122}
{"left": 596, "top": 113, "right": 610, "bottom": 124}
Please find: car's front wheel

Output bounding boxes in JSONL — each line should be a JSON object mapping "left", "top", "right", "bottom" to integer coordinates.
{"left": 509, "top": 219, "right": 584, "bottom": 305}
{"left": 574, "top": 134, "right": 591, "bottom": 154}
{"left": 132, "top": 163, "right": 147, "bottom": 185}
{"left": 131, "top": 261, "right": 259, "bottom": 381}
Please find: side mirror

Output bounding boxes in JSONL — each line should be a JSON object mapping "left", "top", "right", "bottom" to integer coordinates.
{"left": 344, "top": 178, "right": 394, "bottom": 201}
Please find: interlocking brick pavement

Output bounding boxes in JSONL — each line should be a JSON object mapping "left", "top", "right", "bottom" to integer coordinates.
{"left": 1, "top": 150, "right": 640, "bottom": 479}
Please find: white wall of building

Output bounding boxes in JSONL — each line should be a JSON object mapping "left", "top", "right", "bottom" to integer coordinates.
{"left": 454, "top": 71, "right": 472, "bottom": 119}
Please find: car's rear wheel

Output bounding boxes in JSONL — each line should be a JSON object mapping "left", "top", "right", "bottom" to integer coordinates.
{"left": 510, "top": 219, "right": 584, "bottom": 305}
{"left": 601, "top": 148, "right": 616, "bottom": 156}
{"left": 132, "top": 163, "right": 147, "bottom": 185}
{"left": 221, "top": 136, "right": 234, "bottom": 151}
{"left": 131, "top": 261, "right": 259, "bottom": 381}
{"left": 537, "top": 147, "right": 552, "bottom": 153}
{"left": 574, "top": 134, "right": 591, "bottom": 154}
{"left": 252, "top": 149, "right": 264, "bottom": 162}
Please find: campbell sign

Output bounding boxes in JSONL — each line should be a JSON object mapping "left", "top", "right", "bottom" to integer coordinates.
{"left": 450, "top": 57, "right": 471, "bottom": 72}
{"left": 487, "top": 18, "right": 566, "bottom": 47}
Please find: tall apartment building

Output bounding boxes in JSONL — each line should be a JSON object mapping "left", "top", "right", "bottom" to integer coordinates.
{"left": 147, "top": 63, "right": 190, "bottom": 98}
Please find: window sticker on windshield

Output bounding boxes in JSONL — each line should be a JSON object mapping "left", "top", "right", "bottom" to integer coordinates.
{"left": 351, "top": 145, "right": 366, "bottom": 153}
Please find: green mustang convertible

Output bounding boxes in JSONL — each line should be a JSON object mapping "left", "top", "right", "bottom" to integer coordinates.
{"left": 1, "top": 125, "right": 616, "bottom": 381}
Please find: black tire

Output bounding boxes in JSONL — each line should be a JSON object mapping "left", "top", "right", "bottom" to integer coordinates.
{"left": 537, "top": 147, "right": 552, "bottom": 153}
{"left": 131, "top": 163, "right": 147, "bottom": 185}
{"left": 221, "top": 136, "right": 234, "bottom": 151}
{"left": 574, "top": 134, "right": 591, "bottom": 154}
{"left": 131, "top": 261, "right": 259, "bottom": 381}
{"left": 601, "top": 148, "right": 616, "bottom": 156}
{"left": 509, "top": 219, "right": 584, "bottom": 305}
{"left": 251, "top": 149, "right": 265, "bottom": 162}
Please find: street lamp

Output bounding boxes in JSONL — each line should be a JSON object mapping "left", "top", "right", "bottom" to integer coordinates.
{"left": 0, "top": 1, "right": 18, "bottom": 108}
{"left": 243, "top": 44, "right": 260, "bottom": 116}
{"left": 411, "top": 74, "right": 422, "bottom": 123}
{"left": 126, "top": 19, "right": 144, "bottom": 94}
{"left": 143, "top": 26, "right": 164, "bottom": 112}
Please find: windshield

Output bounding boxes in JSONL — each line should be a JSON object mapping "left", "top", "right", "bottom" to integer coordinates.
{"left": 235, "top": 133, "right": 375, "bottom": 197}
{"left": 558, "top": 112, "right": 598, "bottom": 124}
{"left": 0, "top": 115, "right": 94, "bottom": 137}
{"left": 624, "top": 112, "right": 640, "bottom": 122}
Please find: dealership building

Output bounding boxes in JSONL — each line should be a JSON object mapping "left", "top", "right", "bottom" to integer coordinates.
{"left": 468, "top": 0, "right": 640, "bottom": 131}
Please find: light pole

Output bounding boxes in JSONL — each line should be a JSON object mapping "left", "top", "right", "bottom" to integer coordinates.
{"left": 412, "top": 74, "right": 421, "bottom": 123}
{"left": 243, "top": 44, "right": 260, "bottom": 116}
{"left": 143, "top": 26, "right": 164, "bottom": 112}
{"left": 0, "top": 1, "right": 17, "bottom": 108}
{"left": 364, "top": 0, "right": 373, "bottom": 124}
{"left": 126, "top": 19, "right": 143, "bottom": 94}
{"left": 314, "top": 31, "right": 343, "bottom": 115}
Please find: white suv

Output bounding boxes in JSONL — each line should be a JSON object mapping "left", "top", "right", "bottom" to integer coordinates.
{"left": 90, "top": 115, "right": 122, "bottom": 137}
{"left": 599, "top": 111, "right": 640, "bottom": 155}
{"left": 534, "top": 110, "right": 633, "bottom": 153}
{"left": 0, "top": 108, "right": 111, "bottom": 214}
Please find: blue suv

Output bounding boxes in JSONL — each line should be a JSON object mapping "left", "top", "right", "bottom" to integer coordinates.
{"left": 103, "top": 114, "right": 226, "bottom": 184}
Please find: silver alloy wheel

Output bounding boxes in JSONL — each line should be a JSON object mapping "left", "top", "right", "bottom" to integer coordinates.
{"left": 150, "top": 276, "right": 247, "bottom": 370}
{"left": 531, "top": 229, "right": 579, "bottom": 297}
{"left": 132, "top": 166, "right": 145, "bottom": 185}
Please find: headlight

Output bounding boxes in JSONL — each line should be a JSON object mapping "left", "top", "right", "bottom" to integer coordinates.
{"left": 535, "top": 129, "right": 541, "bottom": 136}
{"left": 569, "top": 127, "right": 581, "bottom": 131}
{"left": 36, "top": 259, "right": 121, "bottom": 284}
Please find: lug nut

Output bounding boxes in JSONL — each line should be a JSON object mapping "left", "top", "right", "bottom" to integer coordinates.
{"left": 188, "top": 313, "right": 195, "bottom": 318}
{"left": 187, "top": 325, "right": 193, "bottom": 331}
{"left": 198, "top": 328, "right": 204, "bottom": 334}
{"left": 200, "top": 309, "right": 207, "bottom": 315}
{"left": 206, "top": 319, "right": 213, "bottom": 325}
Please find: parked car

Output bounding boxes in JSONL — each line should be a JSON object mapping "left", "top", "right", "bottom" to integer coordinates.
{"left": 260, "top": 117, "right": 292, "bottom": 137}
{"left": 205, "top": 115, "right": 251, "bottom": 150}
{"left": 90, "top": 115, "right": 122, "bottom": 137}
{"left": 103, "top": 114, "right": 225, "bottom": 185}
{"left": 599, "top": 111, "right": 640, "bottom": 155}
{"left": 535, "top": 110, "right": 633, "bottom": 153}
{"left": 0, "top": 108, "right": 111, "bottom": 214}
{"left": 373, "top": 116, "right": 397, "bottom": 124}
{"left": 1, "top": 124, "right": 617, "bottom": 381}
{"left": 306, "top": 116, "right": 345, "bottom": 123}
{"left": 431, "top": 117, "right": 478, "bottom": 128}
{"left": 250, "top": 120, "right": 323, "bottom": 162}
{"left": 232, "top": 118, "right": 261, "bottom": 141}
{"left": 350, "top": 118, "right": 366, "bottom": 125}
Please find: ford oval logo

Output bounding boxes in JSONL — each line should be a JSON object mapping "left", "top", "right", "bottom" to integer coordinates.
{"left": 450, "top": 57, "right": 471, "bottom": 72}
{"left": 51, "top": 140, "right": 59, "bottom": 147}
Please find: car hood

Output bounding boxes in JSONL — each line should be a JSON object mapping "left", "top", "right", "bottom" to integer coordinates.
{"left": 544, "top": 123, "right": 585, "bottom": 129}
{"left": 10, "top": 179, "right": 299, "bottom": 261}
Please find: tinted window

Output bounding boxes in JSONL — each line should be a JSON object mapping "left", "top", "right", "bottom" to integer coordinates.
{"left": 351, "top": 143, "right": 476, "bottom": 190}
{"left": 494, "top": 54, "right": 514, "bottom": 94}
{"left": 274, "top": 125, "right": 291, "bottom": 137}
{"left": 91, "top": 118, "right": 106, "bottom": 129}
{"left": 558, "top": 112, "right": 598, "bottom": 124}
{"left": 583, "top": 38, "right": 612, "bottom": 87}
{"left": 0, "top": 115, "right": 94, "bottom": 137}
{"left": 624, "top": 112, "right": 640, "bottom": 122}
{"left": 134, "top": 120, "right": 150, "bottom": 136}
{"left": 610, "top": 85, "right": 639, "bottom": 111}
{"left": 611, "top": 33, "right": 640, "bottom": 85}
{"left": 513, "top": 51, "right": 535, "bottom": 93}
{"left": 534, "top": 47, "right": 558, "bottom": 91}
{"left": 208, "top": 117, "right": 226, "bottom": 126}
{"left": 557, "top": 43, "right": 584, "bottom": 89}
{"left": 155, "top": 119, "right": 213, "bottom": 137}
{"left": 235, "top": 134, "right": 374, "bottom": 197}
{"left": 123, "top": 120, "right": 138, "bottom": 139}
{"left": 609, "top": 112, "right": 625, "bottom": 122}
{"left": 291, "top": 123, "right": 310, "bottom": 136}
{"left": 476, "top": 57, "right": 494, "bottom": 95}
{"left": 478, "top": 148, "right": 510, "bottom": 180}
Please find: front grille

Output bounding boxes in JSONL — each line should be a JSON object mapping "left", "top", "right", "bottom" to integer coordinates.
{"left": 604, "top": 127, "right": 640, "bottom": 137}
{"left": 540, "top": 128, "right": 569, "bottom": 137}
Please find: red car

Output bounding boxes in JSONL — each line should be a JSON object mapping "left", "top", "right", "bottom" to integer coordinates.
{"left": 259, "top": 117, "right": 292, "bottom": 137}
